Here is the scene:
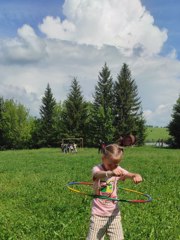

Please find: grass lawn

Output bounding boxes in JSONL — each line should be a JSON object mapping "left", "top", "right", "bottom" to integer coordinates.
{"left": 145, "top": 127, "right": 170, "bottom": 142}
{"left": 0, "top": 147, "right": 179, "bottom": 239}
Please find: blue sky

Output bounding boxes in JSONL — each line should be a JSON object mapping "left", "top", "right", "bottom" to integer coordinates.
{"left": 0, "top": 0, "right": 179, "bottom": 126}
{"left": 0, "top": 0, "right": 64, "bottom": 36}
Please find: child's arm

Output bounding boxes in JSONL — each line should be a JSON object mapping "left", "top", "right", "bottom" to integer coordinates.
{"left": 93, "top": 168, "right": 125, "bottom": 180}
{"left": 125, "top": 172, "right": 143, "bottom": 184}
{"left": 93, "top": 170, "right": 113, "bottom": 180}
{"left": 109, "top": 168, "right": 142, "bottom": 184}
{"left": 93, "top": 167, "right": 142, "bottom": 183}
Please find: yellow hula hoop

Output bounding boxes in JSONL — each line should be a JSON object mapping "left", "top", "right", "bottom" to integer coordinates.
{"left": 67, "top": 182, "right": 152, "bottom": 203}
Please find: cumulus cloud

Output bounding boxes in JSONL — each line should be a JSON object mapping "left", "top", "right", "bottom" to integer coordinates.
{"left": 0, "top": 83, "right": 40, "bottom": 115}
{"left": 39, "top": 0, "right": 168, "bottom": 56}
{"left": 39, "top": 16, "right": 76, "bottom": 40}
{"left": 0, "top": 35, "right": 179, "bottom": 125}
{"left": 0, "top": 25, "right": 47, "bottom": 64}
{"left": 144, "top": 104, "right": 173, "bottom": 126}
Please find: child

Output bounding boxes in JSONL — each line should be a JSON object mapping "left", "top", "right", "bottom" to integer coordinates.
{"left": 87, "top": 144, "right": 142, "bottom": 240}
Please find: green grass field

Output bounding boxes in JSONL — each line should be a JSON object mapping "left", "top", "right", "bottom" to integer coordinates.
{"left": 0, "top": 147, "right": 179, "bottom": 240}
{"left": 145, "top": 127, "right": 170, "bottom": 142}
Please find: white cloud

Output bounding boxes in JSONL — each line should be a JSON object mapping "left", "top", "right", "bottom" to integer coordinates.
{"left": 144, "top": 104, "right": 173, "bottom": 126}
{"left": 0, "top": 83, "right": 40, "bottom": 115}
{"left": 39, "top": 16, "right": 76, "bottom": 40}
{"left": 39, "top": 0, "right": 168, "bottom": 56}
{"left": 0, "top": 25, "right": 47, "bottom": 64}
{"left": 167, "top": 48, "right": 177, "bottom": 59}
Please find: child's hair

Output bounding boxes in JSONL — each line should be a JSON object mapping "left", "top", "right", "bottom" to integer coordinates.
{"left": 102, "top": 144, "right": 124, "bottom": 161}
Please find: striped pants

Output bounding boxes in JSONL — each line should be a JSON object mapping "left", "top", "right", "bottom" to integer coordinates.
{"left": 86, "top": 215, "right": 124, "bottom": 240}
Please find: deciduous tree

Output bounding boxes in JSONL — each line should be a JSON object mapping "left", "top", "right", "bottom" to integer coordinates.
{"left": 2, "top": 99, "right": 33, "bottom": 149}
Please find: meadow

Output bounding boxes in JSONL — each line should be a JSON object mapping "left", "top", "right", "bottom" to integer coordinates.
{"left": 0, "top": 146, "right": 179, "bottom": 240}
{"left": 145, "top": 127, "right": 169, "bottom": 143}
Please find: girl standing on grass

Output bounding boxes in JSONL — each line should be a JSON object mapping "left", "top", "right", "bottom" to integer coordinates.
{"left": 87, "top": 144, "right": 142, "bottom": 240}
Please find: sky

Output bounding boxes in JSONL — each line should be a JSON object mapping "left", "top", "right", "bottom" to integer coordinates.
{"left": 0, "top": 0, "right": 180, "bottom": 127}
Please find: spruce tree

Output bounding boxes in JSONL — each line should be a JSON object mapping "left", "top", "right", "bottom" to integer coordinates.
{"left": 62, "top": 78, "right": 88, "bottom": 139}
{"left": 94, "top": 62, "right": 114, "bottom": 112}
{"left": 39, "top": 83, "right": 56, "bottom": 147}
{"left": 114, "top": 63, "right": 145, "bottom": 144}
{"left": 135, "top": 109, "right": 147, "bottom": 146}
{"left": 91, "top": 63, "right": 115, "bottom": 145}
{"left": 168, "top": 95, "right": 180, "bottom": 148}
{"left": 53, "top": 102, "right": 64, "bottom": 145}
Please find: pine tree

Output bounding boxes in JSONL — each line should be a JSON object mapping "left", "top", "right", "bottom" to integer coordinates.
{"left": 62, "top": 78, "right": 88, "bottom": 139}
{"left": 94, "top": 62, "right": 114, "bottom": 112}
{"left": 53, "top": 102, "right": 64, "bottom": 146}
{"left": 168, "top": 95, "right": 180, "bottom": 148}
{"left": 114, "top": 63, "right": 145, "bottom": 144}
{"left": 135, "top": 109, "right": 147, "bottom": 146}
{"left": 39, "top": 83, "right": 56, "bottom": 147}
{"left": 90, "top": 63, "right": 115, "bottom": 145}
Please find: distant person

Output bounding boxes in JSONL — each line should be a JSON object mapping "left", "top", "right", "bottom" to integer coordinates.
{"left": 60, "top": 143, "right": 64, "bottom": 152}
{"left": 156, "top": 139, "right": 160, "bottom": 147}
{"left": 87, "top": 144, "right": 142, "bottom": 240}
{"left": 73, "top": 143, "right": 77, "bottom": 153}
{"left": 69, "top": 144, "right": 74, "bottom": 153}
{"left": 160, "top": 139, "right": 164, "bottom": 147}
{"left": 63, "top": 144, "right": 68, "bottom": 153}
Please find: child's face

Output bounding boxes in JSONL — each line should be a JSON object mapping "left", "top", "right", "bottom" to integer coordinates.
{"left": 102, "top": 153, "right": 123, "bottom": 170}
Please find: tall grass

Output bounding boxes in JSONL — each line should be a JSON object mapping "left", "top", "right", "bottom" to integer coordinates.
{"left": 0, "top": 147, "right": 179, "bottom": 239}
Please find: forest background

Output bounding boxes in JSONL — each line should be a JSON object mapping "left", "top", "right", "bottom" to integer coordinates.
{"left": 0, "top": 63, "right": 179, "bottom": 150}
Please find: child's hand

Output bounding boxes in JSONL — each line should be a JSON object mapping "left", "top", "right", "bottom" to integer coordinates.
{"left": 112, "top": 168, "right": 125, "bottom": 177}
{"left": 133, "top": 174, "right": 142, "bottom": 184}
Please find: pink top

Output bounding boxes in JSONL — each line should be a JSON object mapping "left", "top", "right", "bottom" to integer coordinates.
{"left": 91, "top": 164, "right": 129, "bottom": 216}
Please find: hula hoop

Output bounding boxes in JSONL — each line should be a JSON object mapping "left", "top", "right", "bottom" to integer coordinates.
{"left": 67, "top": 181, "right": 152, "bottom": 203}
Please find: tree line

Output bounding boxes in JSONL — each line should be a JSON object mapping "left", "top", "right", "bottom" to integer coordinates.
{"left": 0, "top": 63, "right": 179, "bottom": 149}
